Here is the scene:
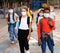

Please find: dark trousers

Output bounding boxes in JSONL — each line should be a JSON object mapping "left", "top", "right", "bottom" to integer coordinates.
{"left": 18, "top": 29, "right": 29, "bottom": 53}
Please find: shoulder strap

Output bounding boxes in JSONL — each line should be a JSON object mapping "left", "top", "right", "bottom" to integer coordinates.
{"left": 13, "top": 12, "right": 14, "bottom": 21}
{"left": 8, "top": 12, "right": 10, "bottom": 22}
{"left": 19, "top": 16, "right": 22, "bottom": 26}
{"left": 27, "top": 16, "right": 30, "bottom": 27}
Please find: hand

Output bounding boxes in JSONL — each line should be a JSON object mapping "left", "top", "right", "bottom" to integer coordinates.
{"left": 48, "top": 21, "right": 53, "bottom": 26}
{"left": 15, "top": 27, "right": 18, "bottom": 31}
{"left": 7, "top": 22, "right": 10, "bottom": 24}
{"left": 43, "top": 35, "right": 47, "bottom": 38}
{"left": 38, "top": 39, "right": 42, "bottom": 45}
{"left": 27, "top": 35, "right": 30, "bottom": 41}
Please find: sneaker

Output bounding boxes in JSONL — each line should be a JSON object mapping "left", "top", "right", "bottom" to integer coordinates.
{"left": 11, "top": 41, "right": 15, "bottom": 44}
{"left": 26, "top": 50, "right": 30, "bottom": 53}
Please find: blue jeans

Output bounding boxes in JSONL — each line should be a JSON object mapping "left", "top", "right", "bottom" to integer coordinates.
{"left": 8, "top": 24, "right": 18, "bottom": 42}
{"left": 41, "top": 32, "right": 54, "bottom": 52}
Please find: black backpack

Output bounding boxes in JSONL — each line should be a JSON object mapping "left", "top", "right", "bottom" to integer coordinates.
{"left": 19, "top": 16, "right": 30, "bottom": 27}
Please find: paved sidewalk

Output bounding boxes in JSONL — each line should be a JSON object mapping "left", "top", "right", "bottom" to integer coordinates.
{"left": 0, "top": 25, "right": 60, "bottom": 53}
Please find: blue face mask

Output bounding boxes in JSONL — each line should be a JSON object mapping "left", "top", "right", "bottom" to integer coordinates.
{"left": 44, "top": 13, "right": 50, "bottom": 18}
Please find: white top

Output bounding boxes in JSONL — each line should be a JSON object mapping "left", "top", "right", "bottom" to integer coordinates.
{"left": 49, "top": 11, "right": 55, "bottom": 19}
{"left": 19, "top": 17, "right": 31, "bottom": 30}
{"left": 6, "top": 13, "right": 19, "bottom": 23}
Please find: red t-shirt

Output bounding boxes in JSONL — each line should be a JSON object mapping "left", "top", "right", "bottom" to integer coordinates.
{"left": 37, "top": 18, "right": 55, "bottom": 39}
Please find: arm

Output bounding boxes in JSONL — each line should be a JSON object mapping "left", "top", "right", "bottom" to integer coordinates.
{"left": 54, "top": 16, "right": 56, "bottom": 21}
{"left": 15, "top": 17, "right": 19, "bottom": 29}
{"left": 53, "top": 12, "right": 56, "bottom": 21}
{"left": 52, "top": 19, "right": 56, "bottom": 30}
{"left": 29, "top": 17, "right": 32, "bottom": 35}
{"left": 29, "top": 22, "right": 32, "bottom": 35}
{"left": 15, "top": 22, "right": 19, "bottom": 29}
{"left": 14, "top": 13, "right": 19, "bottom": 22}
{"left": 48, "top": 18, "right": 56, "bottom": 30}
{"left": 37, "top": 22, "right": 42, "bottom": 45}
{"left": 37, "top": 22, "right": 41, "bottom": 39}
{"left": 27, "top": 18, "right": 32, "bottom": 41}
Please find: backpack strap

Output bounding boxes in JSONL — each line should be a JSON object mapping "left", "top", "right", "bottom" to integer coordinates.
{"left": 13, "top": 12, "right": 14, "bottom": 21}
{"left": 8, "top": 12, "right": 10, "bottom": 22}
{"left": 27, "top": 16, "right": 30, "bottom": 27}
{"left": 19, "top": 16, "right": 22, "bottom": 26}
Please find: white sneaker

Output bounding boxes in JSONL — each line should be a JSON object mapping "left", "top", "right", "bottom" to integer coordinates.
{"left": 26, "top": 50, "right": 30, "bottom": 53}
{"left": 11, "top": 41, "right": 15, "bottom": 44}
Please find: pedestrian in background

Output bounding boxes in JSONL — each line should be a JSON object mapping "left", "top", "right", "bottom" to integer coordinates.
{"left": 36, "top": 8, "right": 44, "bottom": 25}
{"left": 50, "top": 5, "right": 56, "bottom": 21}
{"left": 7, "top": 7, "right": 19, "bottom": 44}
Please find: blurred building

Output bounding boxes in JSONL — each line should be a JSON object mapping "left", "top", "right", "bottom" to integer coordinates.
{"left": 30, "top": 0, "right": 60, "bottom": 9}
{"left": 0, "top": 0, "right": 60, "bottom": 9}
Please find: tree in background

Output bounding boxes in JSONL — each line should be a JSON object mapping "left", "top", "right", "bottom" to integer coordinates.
{"left": 0, "top": 0, "right": 29, "bottom": 18}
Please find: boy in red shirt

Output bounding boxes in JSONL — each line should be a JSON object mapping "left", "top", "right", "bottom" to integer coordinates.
{"left": 38, "top": 8, "right": 55, "bottom": 53}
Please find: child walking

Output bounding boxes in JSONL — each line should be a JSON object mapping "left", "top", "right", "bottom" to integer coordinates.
{"left": 16, "top": 6, "right": 31, "bottom": 53}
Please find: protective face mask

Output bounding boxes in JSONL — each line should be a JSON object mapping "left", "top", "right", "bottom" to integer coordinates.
{"left": 39, "top": 13, "right": 44, "bottom": 16}
{"left": 21, "top": 12, "right": 27, "bottom": 16}
{"left": 9, "top": 9, "right": 13, "bottom": 13}
{"left": 44, "top": 13, "right": 50, "bottom": 18}
{"left": 51, "top": 10, "right": 54, "bottom": 12}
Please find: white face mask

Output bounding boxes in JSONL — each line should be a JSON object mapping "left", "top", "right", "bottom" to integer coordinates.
{"left": 9, "top": 9, "right": 13, "bottom": 13}
{"left": 21, "top": 12, "right": 27, "bottom": 16}
{"left": 39, "top": 13, "right": 43, "bottom": 16}
{"left": 51, "top": 10, "right": 54, "bottom": 12}
{"left": 44, "top": 13, "right": 50, "bottom": 18}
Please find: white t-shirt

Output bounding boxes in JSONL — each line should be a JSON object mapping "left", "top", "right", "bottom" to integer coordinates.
{"left": 6, "top": 13, "right": 19, "bottom": 23}
{"left": 19, "top": 17, "right": 31, "bottom": 30}
{"left": 49, "top": 11, "right": 55, "bottom": 19}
